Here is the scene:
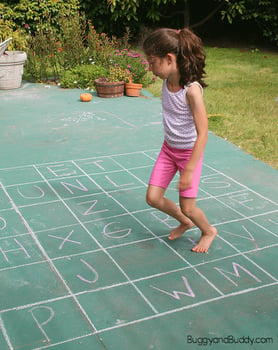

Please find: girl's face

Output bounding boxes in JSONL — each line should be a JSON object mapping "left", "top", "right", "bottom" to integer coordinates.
{"left": 147, "top": 54, "right": 178, "bottom": 80}
{"left": 147, "top": 55, "right": 172, "bottom": 80}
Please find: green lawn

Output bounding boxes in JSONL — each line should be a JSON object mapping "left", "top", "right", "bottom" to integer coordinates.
{"left": 146, "top": 46, "right": 278, "bottom": 169}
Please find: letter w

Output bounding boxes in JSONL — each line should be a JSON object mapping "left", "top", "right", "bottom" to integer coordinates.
{"left": 214, "top": 262, "right": 262, "bottom": 286}
{"left": 150, "top": 276, "right": 195, "bottom": 299}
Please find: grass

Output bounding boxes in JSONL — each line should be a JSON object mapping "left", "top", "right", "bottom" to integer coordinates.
{"left": 146, "top": 46, "right": 278, "bottom": 169}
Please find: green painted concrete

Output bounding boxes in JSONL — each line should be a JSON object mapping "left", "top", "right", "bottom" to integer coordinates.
{"left": 0, "top": 82, "right": 277, "bottom": 349}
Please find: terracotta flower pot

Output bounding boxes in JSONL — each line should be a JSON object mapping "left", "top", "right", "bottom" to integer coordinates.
{"left": 94, "top": 78, "right": 125, "bottom": 98}
{"left": 125, "top": 82, "right": 143, "bottom": 97}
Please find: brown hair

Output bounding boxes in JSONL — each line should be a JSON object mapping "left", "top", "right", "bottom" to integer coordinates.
{"left": 143, "top": 28, "right": 207, "bottom": 88}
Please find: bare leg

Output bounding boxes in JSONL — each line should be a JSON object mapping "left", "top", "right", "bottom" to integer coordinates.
{"left": 146, "top": 185, "right": 195, "bottom": 238}
{"left": 180, "top": 197, "right": 217, "bottom": 253}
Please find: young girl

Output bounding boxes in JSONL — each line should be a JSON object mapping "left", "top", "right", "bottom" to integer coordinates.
{"left": 143, "top": 27, "right": 217, "bottom": 253}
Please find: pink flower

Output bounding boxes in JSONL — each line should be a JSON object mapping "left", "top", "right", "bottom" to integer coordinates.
{"left": 24, "top": 24, "right": 29, "bottom": 28}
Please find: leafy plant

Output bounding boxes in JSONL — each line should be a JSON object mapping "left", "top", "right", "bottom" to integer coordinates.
{"left": 24, "top": 26, "right": 61, "bottom": 82}
{"left": 1, "top": 0, "right": 80, "bottom": 34}
{"left": 23, "top": 13, "right": 133, "bottom": 82}
{"left": 59, "top": 64, "right": 107, "bottom": 89}
{"left": 106, "top": 66, "right": 130, "bottom": 82}
{"left": 24, "top": 11, "right": 89, "bottom": 81}
{"left": 86, "top": 23, "right": 130, "bottom": 68}
{"left": 110, "top": 49, "right": 149, "bottom": 83}
{"left": 57, "top": 12, "right": 87, "bottom": 69}
{"left": 0, "top": 5, "right": 27, "bottom": 51}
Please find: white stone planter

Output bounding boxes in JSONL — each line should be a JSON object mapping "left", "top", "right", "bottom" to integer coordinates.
{"left": 0, "top": 51, "right": 27, "bottom": 89}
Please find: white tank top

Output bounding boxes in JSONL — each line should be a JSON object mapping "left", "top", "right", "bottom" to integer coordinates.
{"left": 162, "top": 80, "right": 202, "bottom": 149}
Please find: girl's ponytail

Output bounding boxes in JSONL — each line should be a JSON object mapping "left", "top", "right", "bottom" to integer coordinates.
{"left": 177, "top": 28, "right": 207, "bottom": 88}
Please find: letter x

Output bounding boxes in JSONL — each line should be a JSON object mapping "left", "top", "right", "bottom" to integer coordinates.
{"left": 48, "top": 230, "right": 81, "bottom": 250}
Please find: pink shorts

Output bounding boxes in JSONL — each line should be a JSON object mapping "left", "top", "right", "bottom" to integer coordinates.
{"left": 149, "top": 141, "right": 203, "bottom": 198}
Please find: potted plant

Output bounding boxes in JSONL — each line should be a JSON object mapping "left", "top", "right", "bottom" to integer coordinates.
{"left": 0, "top": 37, "right": 27, "bottom": 90}
{"left": 94, "top": 65, "right": 129, "bottom": 98}
{"left": 111, "top": 49, "right": 149, "bottom": 97}
{"left": 125, "top": 75, "right": 143, "bottom": 97}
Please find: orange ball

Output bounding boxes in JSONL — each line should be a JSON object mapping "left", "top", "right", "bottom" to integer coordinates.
{"left": 80, "top": 93, "right": 92, "bottom": 102}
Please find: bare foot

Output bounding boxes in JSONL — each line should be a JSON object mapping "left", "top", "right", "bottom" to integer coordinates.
{"left": 191, "top": 227, "right": 217, "bottom": 253}
{"left": 168, "top": 222, "right": 195, "bottom": 240}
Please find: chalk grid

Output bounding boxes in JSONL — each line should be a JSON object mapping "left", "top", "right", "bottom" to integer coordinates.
{"left": 0, "top": 149, "right": 277, "bottom": 349}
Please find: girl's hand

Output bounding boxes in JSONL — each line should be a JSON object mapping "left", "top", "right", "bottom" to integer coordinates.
{"left": 178, "top": 169, "right": 193, "bottom": 191}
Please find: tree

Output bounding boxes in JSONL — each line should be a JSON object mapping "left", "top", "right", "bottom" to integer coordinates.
{"left": 107, "top": 0, "right": 278, "bottom": 46}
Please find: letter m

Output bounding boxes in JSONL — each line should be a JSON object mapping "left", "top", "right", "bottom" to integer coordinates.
{"left": 214, "top": 262, "right": 262, "bottom": 287}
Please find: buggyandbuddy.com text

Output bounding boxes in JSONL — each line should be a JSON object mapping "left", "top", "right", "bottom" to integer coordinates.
{"left": 187, "top": 335, "right": 274, "bottom": 346}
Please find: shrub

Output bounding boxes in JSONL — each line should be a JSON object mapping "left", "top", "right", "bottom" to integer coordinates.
{"left": 106, "top": 66, "right": 130, "bottom": 82}
{"left": 0, "top": 15, "right": 27, "bottom": 51}
{"left": 57, "top": 12, "right": 87, "bottom": 69}
{"left": 59, "top": 64, "right": 108, "bottom": 89}
{"left": 1, "top": 0, "right": 80, "bottom": 35}
{"left": 1, "top": 2, "right": 154, "bottom": 88}
{"left": 110, "top": 49, "right": 150, "bottom": 84}
{"left": 24, "top": 11, "right": 88, "bottom": 81}
{"left": 24, "top": 26, "right": 61, "bottom": 82}
{"left": 24, "top": 14, "right": 133, "bottom": 83}
{"left": 86, "top": 23, "right": 130, "bottom": 68}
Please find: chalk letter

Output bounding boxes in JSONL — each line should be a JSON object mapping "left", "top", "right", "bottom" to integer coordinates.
{"left": 103, "top": 222, "right": 131, "bottom": 239}
{"left": 48, "top": 230, "right": 81, "bottom": 250}
{"left": 201, "top": 176, "right": 231, "bottom": 189}
{"left": 17, "top": 185, "right": 45, "bottom": 199}
{"left": 47, "top": 164, "right": 77, "bottom": 177}
{"left": 214, "top": 262, "right": 262, "bottom": 287}
{"left": 150, "top": 276, "right": 195, "bottom": 299}
{"left": 0, "top": 238, "right": 30, "bottom": 262}
{"left": 29, "top": 306, "right": 54, "bottom": 343}
{"left": 151, "top": 211, "right": 177, "bottom": 228}
{"left": 0, "top": 217, "right": 7, "bottom": 230}
{"left": 60, "top": 179, "right": 88, "bottom": 195}
{"left": 78, "top": 199, "right": 108, "bottom": 216}
{"left": 229, "top": 193, "right": 255, "bottom": 210}
{"left": 77, "top": 259, "right": 99, "bottom": 283}
{"left": 105, "top": 175, "right": 134, "bottom": 188}
{"left": 224, "top": 225, "right": 255, "bottom": 241}
{"left": 89, "top": 160, "right": 106, "bottom": 170}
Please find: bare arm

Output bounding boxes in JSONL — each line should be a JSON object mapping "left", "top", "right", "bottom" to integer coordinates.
{"left": 179, "top": 83, "right": 208, "bottom": 191}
